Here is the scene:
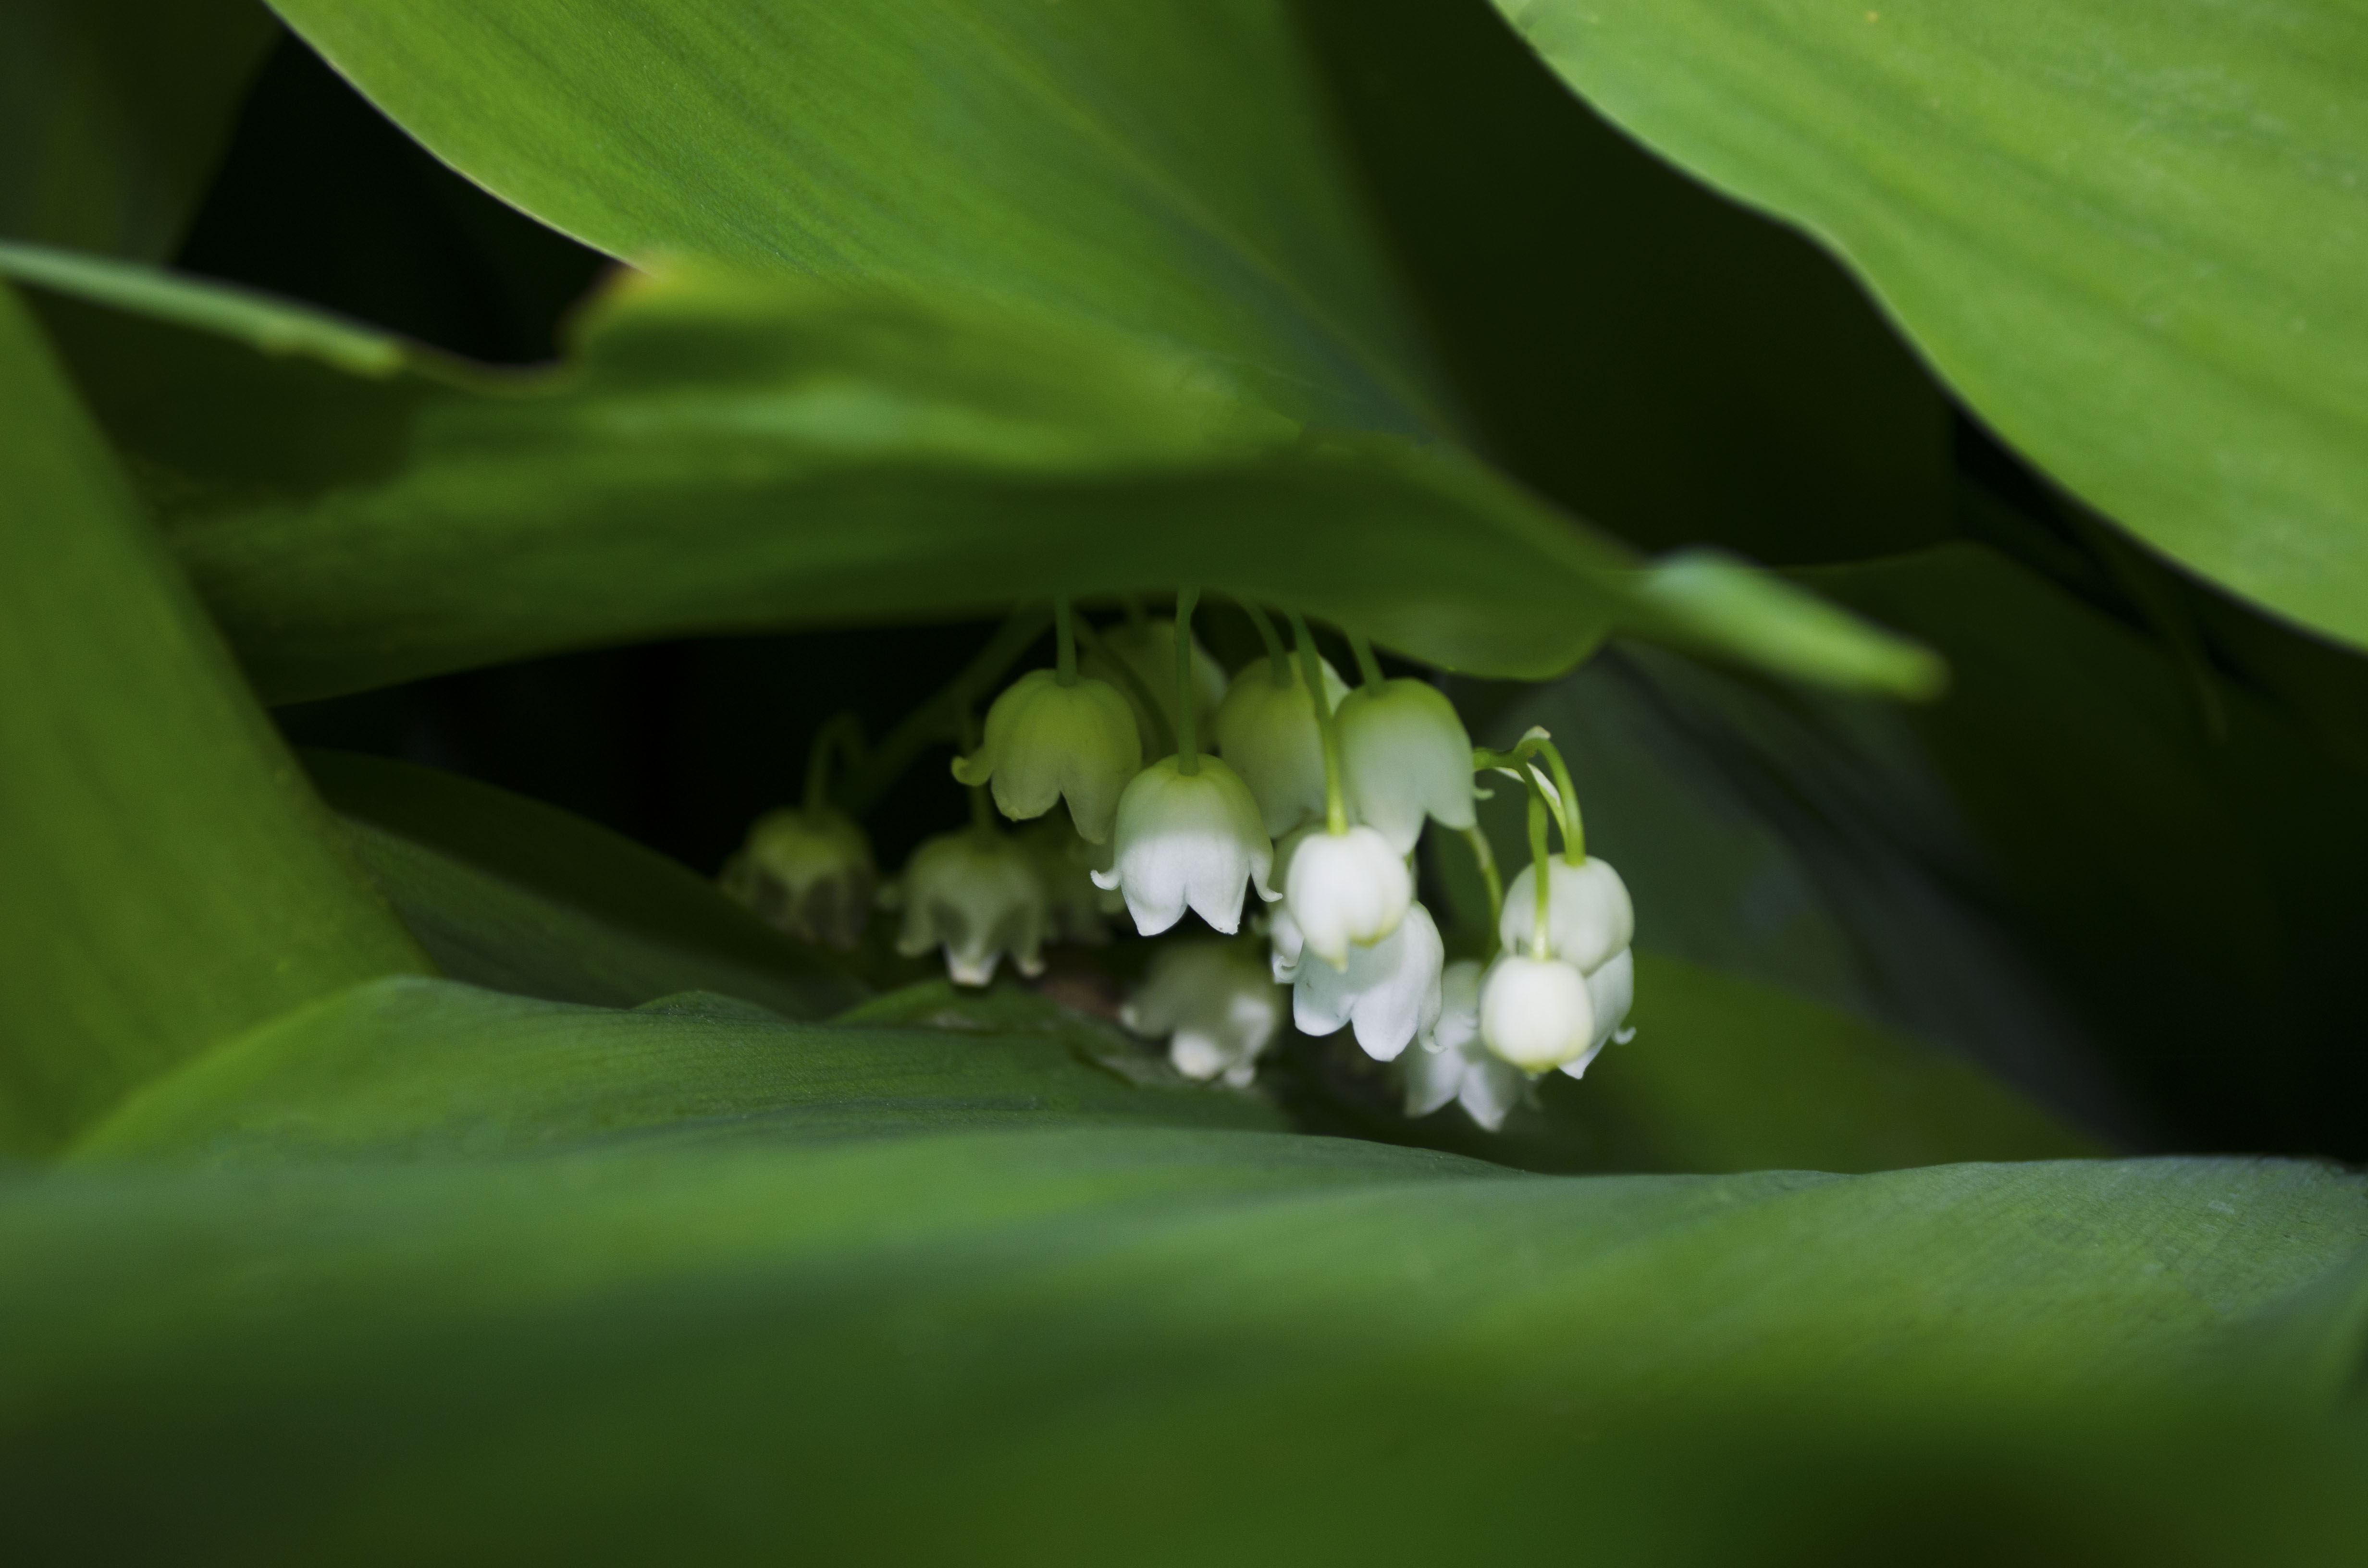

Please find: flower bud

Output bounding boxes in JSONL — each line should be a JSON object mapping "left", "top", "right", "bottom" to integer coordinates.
{"left": 892, "top": 829, "right": 1050, "bottom": 986}
{"left": 1405, "top": 959, "right": 1529, "bottom": 1131}
{"left": 1121, "top": 940, "right": 1286, "bottom": 1088}
{"left": 1557, "top": 946, "right": 1636, "bottom": 1079}
{"left": 1292, "top": 900, "right": 1444, "bottom": 1062}
{"left": 1213, "top": 652, "right": 1348, "bottom": 837}
{"left": 1080, "top": 618, "right": 1226, "bottom": 756}
{"left": 950, "top": 669, "right": 1141, "bottom": 844}
{"left": 1091, "top": 756, "right": 1274, "bottom": 936}
{"left": 1499, "top": 856, "right": 1635, "bottom": 975}
{"left": 1283, "top": 824, "right": 1410, "bottom": 969}
{"left": 1336, "top": 678, "right": 1477, "bottom": 855}
{"left": 720, "top": 806, "right": 876, "bottom": 950}
{"left": 1478, "top": 953, "right": 1596, "bottom": 1071}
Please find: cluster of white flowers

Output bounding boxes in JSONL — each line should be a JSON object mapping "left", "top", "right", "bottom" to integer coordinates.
{"left": 725, "top": 598, "right": 1637, "bottom": 1134}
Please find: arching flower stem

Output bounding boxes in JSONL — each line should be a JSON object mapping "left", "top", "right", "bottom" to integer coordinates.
{"left": 1461, "top": 824, "right": 1503, "bottom": 958}
{"left": 1290, "top": 612, "right": 1351, "bottom": 835}
{"left": 958, "top": 702, "right": 995, "bottom": 832}
{"left": 1174, "top": 585, "right": 1202, "bottom": 775}
{"left": 1473, "top": 729, "right": 1586, "bottom": 863}
{"left": 838, "top": 609, "right": 1047, "bottom": 817}
{"left": 1055, "top": 598, "right": 1077, "bottom": 687}
{"left": 1348, "top": 631, "right": 1386, "bottom": 690}
{"left": 1244, "top": 602, "right": 1290, "bottom": 681}
{"left": 1525, "top": 782, "right": 1554, "bottom": 962}
{"left": 802, "top": 712, "right": 867, "bottom": 813}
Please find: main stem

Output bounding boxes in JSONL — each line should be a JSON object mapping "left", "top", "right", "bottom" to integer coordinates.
{"left": 1348, "top": 631, "right": 1385, "bottom": 690}
{"left": 1245, "top": 602, "right": 1290, "bottom": 684}
{"left": 1174, "top": 584, "right": 1200, "bottom": 773}
{"left": 1292, "top": 612, "right": 1349, "bottom": 835}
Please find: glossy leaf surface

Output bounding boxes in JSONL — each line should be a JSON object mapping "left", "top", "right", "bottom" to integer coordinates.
{"left": 1497, "top": 0, "right": 2368, "bottom": 648}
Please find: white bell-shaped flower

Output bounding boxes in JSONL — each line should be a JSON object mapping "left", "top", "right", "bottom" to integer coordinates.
{"left": 1498, "top": 855, "right": 1635, "bottom": 975}
{"left": 720, "top": 805, "right": 876, "bottom": 950}
{"left": 1558, "top": 947, "right": 1637, "bottom": 1079}
{"left": 1405, "top": 959, "right": 1531, "bottom": 1131}
{"left": 1291, "top": 900, "right": 1444, "bottom": 1062}
{"left": 1478, "top": 953, "right": 1596, "bottom": 1071}
{"left": 1213, "top": 653, "right": 1348, "bottom": 837}
{"left": 1020, "top": 819, "right": 1117, "bottom": 946}
{"left": 1091, "top": 756, "right": 1273, "bottom": 935}
{"left": 892, "top": 829, "right": 1050, "bottom": 985}
{"left": 1283, "top": 824, "right": 1411, "bottom": 969}
{"left": 1081, "top": 618, "right": 1226, "bottom": 756}
{"left": 950, "top": 669, "right": 1140, "bottom": 843}
{"left": 1121, "top": 940, "right": 1286, "bottom": 1088}
{"left": 1335, "top": 678, "right": 1477, "bottom": 855}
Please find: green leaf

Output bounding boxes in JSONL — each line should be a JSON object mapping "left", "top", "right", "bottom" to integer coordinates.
{"left": 1494, "top": 0, "right": 2368, "bottom": 649}
{"left": 0, "top": 0, "right": 279, "bottom": 258}
{"left": 0, "top": 283, "right": 427, "bottom": 1154}
{"left": 7, "top": 243, "right": 1945, "bottom": 699}
{"left": 305, "top": 749, "right": 866, "bottom": 1019}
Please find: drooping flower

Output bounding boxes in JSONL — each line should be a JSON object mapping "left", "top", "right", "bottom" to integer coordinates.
{"left": 1121, "top": 940, "right": 1286, "bottom": 1088}
{"left": 1478, "top": 953, "right": 1596, "bottom": 1071}
{"left": 720, "top": 805, "right": 876, "bottom": 950}
{"left": 950, "top": 669, "right": 1141, "bottom": 843}
{"left": 1282, "top": 823, "right": 1410, "bottom": 969}
{"left": 1091, "top": 756, "right": 1273, "bottom": 935}
{"left": 1336, "top": 678, "right": 1477, "bottom": 855}
{"left": 1081, "top": 618, "right": 1226, "bottom": 756}
{"left": 1405, "top": 959, "right": 1530, "bottom": 1131}
{"left": 1019, "top": 818, "right": 1120, "bottom": 946}
{"left": 1214, "top": 652, "right": 1348, "bottom": 838}
{"left": 1498, "top": 855, "right": 1635, "bottom": 976}
{"left": 1558, "top": 946, "right": 1636, "bottom": 1079}
{"left": 891, "top": 829, "right": 1050, "bottom": 985}
{"left": 1292, "top": 899, "right": 1444, "bottom": 1062}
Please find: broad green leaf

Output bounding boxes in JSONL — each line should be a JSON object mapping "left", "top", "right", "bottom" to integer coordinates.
{"left": 0, "top": 284, "right": 427, "bottom": 1154}
{"left": 0, "top": 0, "right": 279, "bottom": 259}
{"left": 306, "top": 749, "right": 864, "bottom": 1018}
{"left": 7, "top": 1125, "right": 2363, "bottom": 1556}
{"left": 6, "top": 243, "right": 1945, "bottom": 699}
{"left": 1495, "top": 0, "right": 2368, "bottom": 649}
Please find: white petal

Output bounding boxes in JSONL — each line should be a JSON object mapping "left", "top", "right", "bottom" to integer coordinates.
{"left": 1283, "top": 825, "right": 1410, "bottom": 968}
{"left": 1479, "top": 954, "right": 1595, "bottom": 1070}
{"left": 1500, "top": 857, "right": 1635, "bottom": 973}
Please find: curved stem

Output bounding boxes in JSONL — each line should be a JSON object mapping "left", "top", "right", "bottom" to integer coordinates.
{"left": 959, "top": 702, "right": 995, "bottom": 833}
{"left": 1348, "top": 631, "right": 1386, "bottom": 690}
{"left": 1175, "top": 585, "right": 1201, "bottom": 774}
{"left": 802, "top": 712, "right": 866, "bottom": 813}
{"left": 1054, "top": 599, "right": 1076, "bottom": 686}
{"left": 1291, "top": 612, "right": 1349, "bottom": 835}
{"left": 1073, "top": 616, "right": 1173, "bottom": 759}
{"left": 1245, "top": 601, "right": 1289, "bottom": 684}
{"left": 837, "top": 610, "right": 1046, "bottom": 816}
{"left": 1462, "top": 825, "right": 1503, "bottom": 959}
{"left": 1525, "top": 783, "right": 1553, "bottom": 961}
{"left": 1472, "top": 732, "right": 1585, "bottom": 862}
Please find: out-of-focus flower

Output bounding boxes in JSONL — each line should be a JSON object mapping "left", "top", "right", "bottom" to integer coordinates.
{"left": 1405, "top": 959, "right": 1530, "bottom": 1131}
{"left": 1092, "top": 756, "right": 1273, "bottom": 935}
{"left": 1292, "top": 900, "right": 1444, "bottom": 1062}
{"left": 1478, "top": 953, "right": 1596, "bottom": 1071}
{"left": 720, "top": 805, "right": 876, "bottom": 950}
{"left": 1214, "top": 652, "right": 1348, "bottom": 837}
{"left": 1282, "top": 824, "right": 1410, "bottom": 968}
{"left": 892, "top": 829, "right": 1049, "bottom": 985}
{"left": 951, "top": 669, "right": 1141, "bottom": 843}
{"left": 1081, "top": 617, "right": 1225, "bottom": 756}
{"left": 1121, "top": 940, "right": 1286, "bottom": 1088}
{"left": 1336, "top": 678, "right": 1477, "bottom": 855}
{"left": 1020, "top": 819, "right": 1119, "bottom": 946}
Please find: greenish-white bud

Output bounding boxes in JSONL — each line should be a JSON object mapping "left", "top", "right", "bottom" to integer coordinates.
{"left": 892, "top": 829, "right": 1050, "bottom": 986}
{"left": 1213, "top": 652, "right": 1347, "bottom": 837}
{"left": 1336, "top": 678, "right": 1477, "bottom": 855}
{"left": 1081, "top": 618, "right": 1225, "bottom": 755}
{"left": 952, "top": 669, "right": 1141, "bottom": 844}
{"left": 720, "top": 806, "right": 876, "bottom": 950}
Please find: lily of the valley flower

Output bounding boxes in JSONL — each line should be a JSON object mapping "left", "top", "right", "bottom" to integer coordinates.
{"left": 1281, "top": 823, "right": 1411, "bottom": 969}
{"left": 1121, "top": 940, "right": 1286, "bottom": 1087}
{"left": 1560, "top": 946, "right": 1635, "bottom": 1078}
{"left": 1478, "top": 952, "right": 1596, "bottom": 1071}
{"left": 892, "top": 828, "right": 1050, "bottom": 985}
{"left": 1336, "top": 678, "right": 1478, "bottom": 855}
{"left": 1214, "top": 652, "right": 1349, "bottom": 837}
{"left": 1092, "top": 756, "right": 1274, "bottom": 935}
{"left": 951, "top": 668, "right": 1140, "bottom": 843}
{"left": 1081, "top": 618, "right": 1226, "bottom": 756}
{"left": 1406, "top": 959, "right": 1530, "bottom": 1131}
{"left": 720, "top": 805, "right": 876, "bottom": 950}
{"left": 1291, "top": 899, "right": 1444, "bottom": 1062}
{"left": 1498, "top": 855, "right": 1635, "bottom": 974}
